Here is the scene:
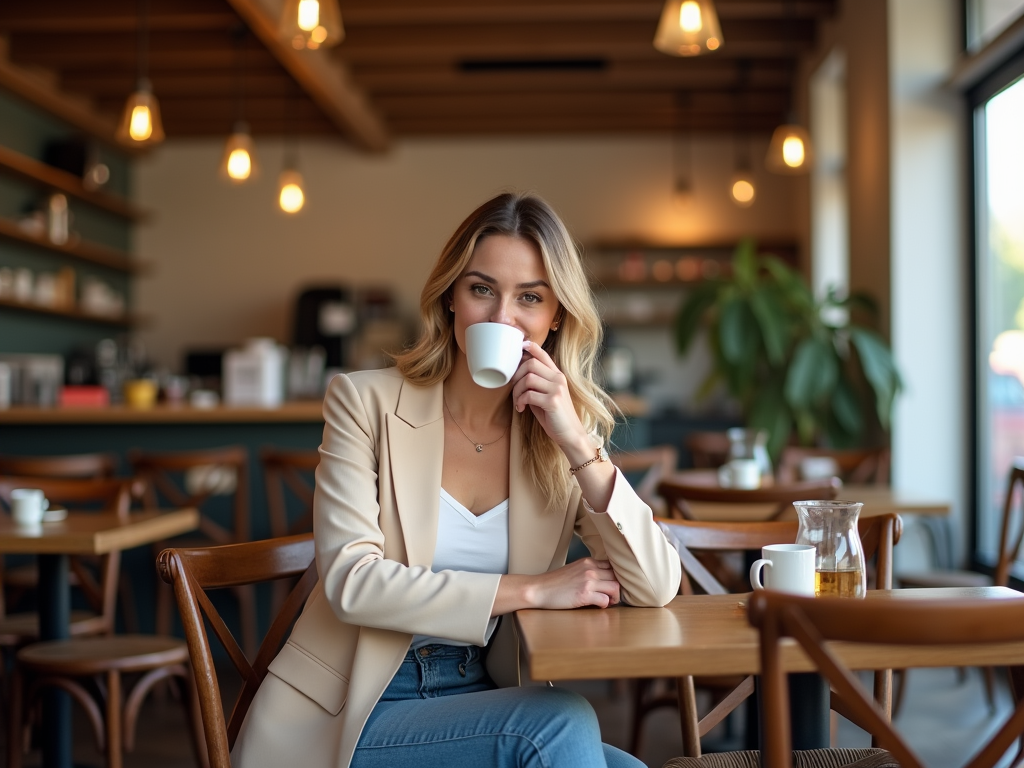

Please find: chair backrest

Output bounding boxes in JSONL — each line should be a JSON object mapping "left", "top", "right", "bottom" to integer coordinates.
{"left": 0, "top": 476, "right": 131, "bottom": 630}
{"left": 750, "top": 590, "right": 1024, "bottom": 768}
{"left": 994, "top": 459, "right": 1024, "bottom": 588}
{"left": 656, "top": 475, "right": 840, "bottom": 521}
{"left": 0, "top": 452, "right": 117, "bottom": 479}
{"left": 777, "top": 446, "right": 891, "bottom": 485}
{"left": 657, "top": 514, "right": 902, "bottom": 596}
{"left": 260, "top": 447, "right": 319, "bottom": 538}
{"left": 684, "top": 431, "right": 731, "bottom": 469}
{"left": 128, "top": 445, "right": 251, "bottom": 545}
{"left": 156, "top": 534, "right": 317, "bottom": 768}
{"left": 610, "top": 446, "right": 678, "bottom": 516}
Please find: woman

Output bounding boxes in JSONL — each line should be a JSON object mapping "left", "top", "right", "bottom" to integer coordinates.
{"left": 233, "top": 192, "right": 681, "bottom": 768}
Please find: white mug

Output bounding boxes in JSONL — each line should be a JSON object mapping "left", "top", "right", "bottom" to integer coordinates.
{"left": 465, "top": 323, "right": 525, "bottom": 388}
{"left": 11, "top": 488, "right": 48, "bottom": 528}
{"left": 749, "top": 544, "right": 816, "bottom": 596}
{"left": 718, "top": 458, "right": 761, "bottom": 489}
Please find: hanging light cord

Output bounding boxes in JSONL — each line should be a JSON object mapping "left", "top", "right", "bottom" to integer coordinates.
{"left": 136, "top": 0, "right": 149, "bottom": 87}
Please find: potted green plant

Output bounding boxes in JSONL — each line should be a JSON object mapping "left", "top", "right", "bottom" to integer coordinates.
{"left": 673, "top": 238, "right": 902, "bottom": 458}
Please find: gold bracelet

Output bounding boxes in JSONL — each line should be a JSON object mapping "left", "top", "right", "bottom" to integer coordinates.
{"left": 569, "top": 446, "right": 607, "bottom": 475}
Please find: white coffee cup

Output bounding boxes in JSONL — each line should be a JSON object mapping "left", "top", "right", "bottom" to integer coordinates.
{"left": 465, "top": 323, "right": 525, "bottom": 388}
{"left": 749, "top": 544, "right": 816, "bottom": 595}
{"left": 11, "top": 488, "right": 48, "bottom": 528}
{"left": 717, "top": 458, "right": 761, "bottom": 489}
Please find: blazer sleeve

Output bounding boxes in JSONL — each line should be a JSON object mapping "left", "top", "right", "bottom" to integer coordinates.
{"left": 314, "top": 373, "right": 501, "bottom": 645}
{"left": 574, "top": 469, "right": 681, "bottom": 607}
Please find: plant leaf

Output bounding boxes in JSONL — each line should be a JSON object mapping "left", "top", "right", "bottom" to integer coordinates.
{"left": 785, "top": 337, "right": 836, "bottom": 409}
{"left": 849, "top": 327, "right": 902, "bottom": 429}
{"left": 673, "top": 281, "right": 719, "bottom": 354}
{"left": 747, "top": 378, "right": 792, "bottom": 460}
{"left": 732, "top": 238, "right": 758, "bottom": 289}
{"left": 830, "top": 376, "right": 862, "bottom": 436}
{"left": 749, "top": 286, "right": 789, "bottom": 366}
{"left": 718, "top": 297, "right": 758, "bottom": 366}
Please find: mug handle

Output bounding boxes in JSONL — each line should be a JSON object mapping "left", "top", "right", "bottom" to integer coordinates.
{"left": 749, "top": 558, "right": 772, "bottom": 591}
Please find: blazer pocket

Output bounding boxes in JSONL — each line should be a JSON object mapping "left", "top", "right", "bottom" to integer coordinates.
{"left": 267, "top": 640, "right": 350, "bottom": 715}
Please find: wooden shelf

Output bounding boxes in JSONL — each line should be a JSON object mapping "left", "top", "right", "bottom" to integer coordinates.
{"left": 0, "top": 296, "right": 140, "bottom": 327}
{"left": 0, "top": 217, "right": 139, "bottom": 274}
{"left": 0, "top": 401, "right": 326, "bottom": 425}
{"left": 0, "top": 145, "right": 144, "bottom": 222}
{"left": 593, "top": 278, "right": 706, "bottom": 290}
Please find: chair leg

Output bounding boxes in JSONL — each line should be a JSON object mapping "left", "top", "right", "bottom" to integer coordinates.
{"left": 104, "top": 670, "right": 123, "bottom": 768}
{"left": 677, "top": 675, "right": 701, "bottom": 758}
{"left": 629, "top": 679, "right": 649, "bottom": 756}
{"left": 891, "top": 669, "right": 907, "bottom": 718}
{"left": 982, "top": 667, "right": 997, "bottom": 712}
{"left": 8, "top": 664, "right": 25, "bottom": 768}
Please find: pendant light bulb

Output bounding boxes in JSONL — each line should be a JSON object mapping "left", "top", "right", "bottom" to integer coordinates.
{"left": 766, "top": 123, "right": 814, "bottom": 174}
{"left": 117, "top": 80, "right": 165, "bottom": 146}
{"left": 654, "top": 0, "right": 723, "bottom": 56}
{"left": 278, "top": 169, "right": 305, "bottom": 213}
{"left": 221, "top": 123, "right": 258, "bottom": 183}
{"left": 281, "top": 0, "right": 344, "bottom": 50}
{"left": 730, "top": 172, "right": 756, "bottom": 208}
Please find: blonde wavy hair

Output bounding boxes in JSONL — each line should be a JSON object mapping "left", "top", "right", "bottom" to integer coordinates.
{"left": 392, "top": 192, "right": 616, "bottom": 509}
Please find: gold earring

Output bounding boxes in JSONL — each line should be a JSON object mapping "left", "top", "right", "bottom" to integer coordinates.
{"left": 551, "top": 323, "right": 559, "bottom": 331}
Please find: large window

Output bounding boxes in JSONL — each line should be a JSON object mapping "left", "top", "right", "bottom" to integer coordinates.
{"left": 974, "top": 67, "right": 1024, "bottom": 569}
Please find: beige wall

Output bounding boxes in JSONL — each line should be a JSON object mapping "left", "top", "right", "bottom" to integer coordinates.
{"left": 134, "top": 134, "right": 798, "bottom": 375}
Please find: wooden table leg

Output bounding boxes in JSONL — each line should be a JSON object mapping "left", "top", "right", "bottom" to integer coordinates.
{"left": 38, "top": 554, "right": 72, "bottom": 768}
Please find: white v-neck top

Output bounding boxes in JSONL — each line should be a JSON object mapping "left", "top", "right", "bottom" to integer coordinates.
{"left": 410, "top": 489, "right": 509, "bottom": 649}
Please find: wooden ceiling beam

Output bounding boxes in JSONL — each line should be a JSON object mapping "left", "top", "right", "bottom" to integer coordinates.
{"left": 337, "top": 0, "right": 835, "bottom": 25}
{"left": 335, "top": 19, "right": 817, "bottom": 62}
{"left": 62, "top": 71, "right": 298, "bottom": 98}
{"left": 387, "top": 113, "right": 784, "bottom": 134}
{"left": 354, "top": 62, "right": 794, "bottom": 93}
{"left": 0, "top": 13, "right": 238, "bottom": 34}
{"left": 223, "top": 0, "right": 389, "bottom": 152}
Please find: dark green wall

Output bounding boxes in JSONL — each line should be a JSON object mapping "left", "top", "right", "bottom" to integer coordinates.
{"left": 0, "top": 89, "right": 133, "bottom": 355}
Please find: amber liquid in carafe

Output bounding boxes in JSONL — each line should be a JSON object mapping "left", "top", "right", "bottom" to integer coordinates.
{"left": 815, "top": 569, "right": 864, "bottom": 598}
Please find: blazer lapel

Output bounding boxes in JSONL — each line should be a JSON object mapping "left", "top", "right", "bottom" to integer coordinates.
{"left": 386, "top": 379, "right": 443, "bottom": 568}
{"left": 508, "top": 411, "right": 569, "bottom": 575}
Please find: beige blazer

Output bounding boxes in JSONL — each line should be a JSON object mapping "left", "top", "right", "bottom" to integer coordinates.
{"left": 232, "top": 368, "right": 681, "bottom": 768}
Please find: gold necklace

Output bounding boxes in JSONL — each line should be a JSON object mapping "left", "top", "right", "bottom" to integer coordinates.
{"left": 443, "top": 396, "right": 510, "bottom": 453}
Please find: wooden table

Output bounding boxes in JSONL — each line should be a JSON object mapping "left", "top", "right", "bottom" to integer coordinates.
{"left": 665, "top": 470, "right": 950, "bottom": 521}
{"left": 0, "top": 509, "right": 199, "bottom": 768}
{"left": 517, "top": 587, "right": 1024, "bottom": 751}
{"left": 516, "top": 587, "right": 1024, "bottom": 681}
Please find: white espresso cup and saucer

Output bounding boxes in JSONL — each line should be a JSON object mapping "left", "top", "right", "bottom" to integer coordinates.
{"left": 11, "top": 488, "right": 49, "bottom": 528}
{"left": 749, "top": 544, "right": 816, "bottom": 596}
{"left": 465, "top": 323, "right": 525, "bottom": 388}
{"left": 717, "top": 458, "right": 761, "bottom": 489}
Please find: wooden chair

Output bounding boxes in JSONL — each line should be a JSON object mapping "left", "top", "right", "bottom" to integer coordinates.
{"left": 260, "top": 447, "right": 318, "bottom": 538}
{"left": 260, "top": 447, "right": 318, "bottom": 614}
{"left": 0, "top": 477, "right": 130, "bottom": 643}
{"left": 156, "top": 534, "right": 318, "bottom": 768}
{"left": 128, "top": 445, "right": 257, "bottom": 658}
{"left": 684, "top": 431, "right": 731, "bottom": 469}
{"left": 0, "top": 452, "right": 118, "bottom": 479}
{"left": 894, "top": 458, "right": 1024, "bottom": 712}
{"left": 657, "top": 476, "right": 840, "bottom": 522}
{"left": 777, "top": 446, "right": 891, "bottom": 485}
{"left": 641, "top": 513, "right": 902, "bottom": 758}
{"left": 1, "top": 478, "right": 204, "bottom": 768}
{"left": 610, "top": 445, "right": 678, "bottom": 517}
{"left": 749, "top": 590, "right": 1024, "bottom": 768}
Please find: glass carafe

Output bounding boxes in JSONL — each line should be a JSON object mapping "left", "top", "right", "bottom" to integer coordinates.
{"left": 727, "top": 428, "right": 773, "bottom": 479}
{"left": 794, "top": 500, "right": 866, "bottom": 598}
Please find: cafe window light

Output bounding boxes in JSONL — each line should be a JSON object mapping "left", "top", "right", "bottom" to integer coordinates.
{"left": 280, "top": 0, "right": 344, "bottom": 50}
{"left": 654, "top": 0, "right": 724, "bottom": 57}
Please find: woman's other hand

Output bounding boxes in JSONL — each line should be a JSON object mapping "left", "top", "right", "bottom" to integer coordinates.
{"left": 491, "top": 558, "right": 621, "bottom": 615}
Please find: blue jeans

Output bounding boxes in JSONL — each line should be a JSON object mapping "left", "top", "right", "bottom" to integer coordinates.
{"left": 352, "top": 644, "right": 644, "bottom": 768}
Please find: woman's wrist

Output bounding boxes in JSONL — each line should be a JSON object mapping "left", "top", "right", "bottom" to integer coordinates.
{"left": 562, "top": 434, "right": 597, "bottom": 469}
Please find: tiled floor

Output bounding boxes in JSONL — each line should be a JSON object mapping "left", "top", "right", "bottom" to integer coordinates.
{"left": 5, "top": 664, "right": 1013, "bottom": 767}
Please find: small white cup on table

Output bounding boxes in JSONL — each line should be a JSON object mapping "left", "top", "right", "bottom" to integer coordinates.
{"left": 718, "top": 458, "right": 762, "bottom": 489}
{"left": 749, "top": 544, "right": 816, "bottom": 596}
{"left": 465, "top": 323, "right": 525, "bottom": 388}
{"left": 11, "top": 488, "right": 48, "bottom": 528}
